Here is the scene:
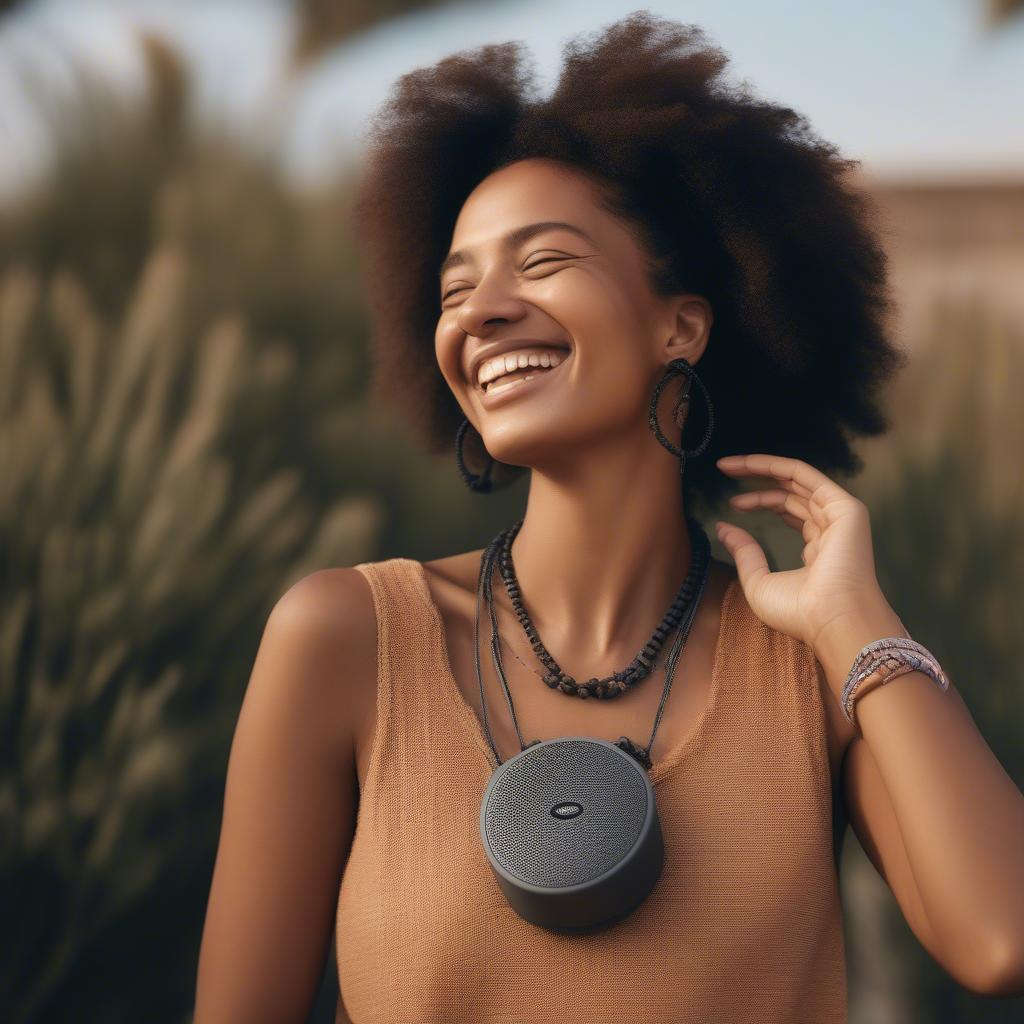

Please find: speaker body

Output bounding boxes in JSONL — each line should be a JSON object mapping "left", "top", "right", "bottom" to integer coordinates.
{"left": 479, "top": 737, "right": 664, "bottom": 934}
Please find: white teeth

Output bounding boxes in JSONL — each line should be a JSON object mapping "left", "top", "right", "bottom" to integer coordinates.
{"left": 486, "top": 375, "right": 534, "bottom": 396}
{"left": 478, "top": 349, "right": 565, "bottom": 387}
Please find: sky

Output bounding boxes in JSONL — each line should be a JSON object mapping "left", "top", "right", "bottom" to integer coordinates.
{"left": 1, "top": 0, "right": 1022, "bottom": 199}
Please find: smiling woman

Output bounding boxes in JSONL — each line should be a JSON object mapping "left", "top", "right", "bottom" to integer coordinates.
{"left": 325, "top": 12, "right": 918, "bottom": 1022}
{"left": 350, "top": 12, "right": 907, "bottom": 516}
{"left": 194, "top": 10, "right": 952, "bottom": 1024}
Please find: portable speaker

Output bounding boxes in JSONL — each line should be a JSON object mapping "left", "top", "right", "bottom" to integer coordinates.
{"left": 479, "top": 735, "right": 664, "bottom": 934}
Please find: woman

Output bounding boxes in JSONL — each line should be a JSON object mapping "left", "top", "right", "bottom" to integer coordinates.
{"left": 194, "top": 12, "right": 1024, "bottom": 1023}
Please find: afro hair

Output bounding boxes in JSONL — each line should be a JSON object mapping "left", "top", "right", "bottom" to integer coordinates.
{"left": 350, "top": 10, "right": 908, "bottom": 512}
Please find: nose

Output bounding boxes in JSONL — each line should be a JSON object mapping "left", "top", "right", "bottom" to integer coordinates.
{"left": 457, "top": 294, "right": 528, "bottom": 382}
{"left": 455, "top": 277, "right": 528, "bottom": 340}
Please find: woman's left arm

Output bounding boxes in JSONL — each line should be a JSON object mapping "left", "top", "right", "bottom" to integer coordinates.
{"left": 714, "top": 452, "right": 1024, "bottom": 998}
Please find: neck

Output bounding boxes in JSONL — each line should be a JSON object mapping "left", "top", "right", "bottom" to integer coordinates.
{"left": 501, "top": 433, "right": 696, "bottom": 673}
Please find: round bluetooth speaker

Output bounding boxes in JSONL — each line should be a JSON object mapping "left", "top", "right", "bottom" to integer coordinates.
{"left": 479, "top": 736, "right": 664, "bottom": 934}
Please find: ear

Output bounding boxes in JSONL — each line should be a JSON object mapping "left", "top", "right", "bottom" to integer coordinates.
{"left": 662, "top": 295, "right": 713, "bottom": 365}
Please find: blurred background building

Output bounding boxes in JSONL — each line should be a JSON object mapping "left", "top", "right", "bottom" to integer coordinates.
{"left": 866, "top": 175, "right": 1024, "bottom": 341}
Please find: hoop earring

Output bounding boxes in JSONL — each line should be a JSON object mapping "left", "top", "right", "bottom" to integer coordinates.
{"left": 648, "top": 357, "right": 714, "bottom": 480}
{"left": 454, "top": 418, "right": 530, "bottom": 494}
{"left": 455, "top": 417, "right": 496, "bottom": 493}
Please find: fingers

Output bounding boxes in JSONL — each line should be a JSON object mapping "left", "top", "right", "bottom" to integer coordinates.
{"left": 716, "top": 453, "right": 852, "bottom": 511}
{"left": 727, "top": 487, "right": 823, "bottom": 536}
{"left": 714, "top": 521, "right": 771, "bottom": 590}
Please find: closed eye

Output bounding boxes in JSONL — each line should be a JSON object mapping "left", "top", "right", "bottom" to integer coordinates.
{"left": 441, "top": 256, "right": 572, "bottom": 302}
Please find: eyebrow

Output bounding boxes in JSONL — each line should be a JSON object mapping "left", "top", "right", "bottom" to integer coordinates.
{"left": 439, "top": 220, "right": 597, "bottom": 278}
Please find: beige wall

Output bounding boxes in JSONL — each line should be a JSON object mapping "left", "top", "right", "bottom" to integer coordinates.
{"left": 851, "top": 171, "right": 1024, "bottom": 347}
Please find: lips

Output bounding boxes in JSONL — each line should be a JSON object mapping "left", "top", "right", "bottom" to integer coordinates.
{"left": 478, "top": 349, "right": 571, "bottom": 406}
{"left": 470, "top": 342, "right": 572, "bottom": 392}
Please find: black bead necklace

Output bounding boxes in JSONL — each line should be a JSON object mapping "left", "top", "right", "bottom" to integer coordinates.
{"left": 495, "top": 515, "right": 712, "bottom": 700}
{"left": 475, "top": 516, "right": 713, "bottom": 770}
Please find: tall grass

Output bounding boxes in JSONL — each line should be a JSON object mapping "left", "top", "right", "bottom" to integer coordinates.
{"left": 847, "top": 303, "right": 1024, "bottom": 1023}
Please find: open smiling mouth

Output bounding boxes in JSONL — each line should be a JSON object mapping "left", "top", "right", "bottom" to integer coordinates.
{"left": 478, "top": 351, "right": 571, "bottom": 401}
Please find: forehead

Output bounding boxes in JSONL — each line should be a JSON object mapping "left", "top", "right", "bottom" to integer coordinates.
{"left": 448, "top": 158, "right": 616, "bottom": 251}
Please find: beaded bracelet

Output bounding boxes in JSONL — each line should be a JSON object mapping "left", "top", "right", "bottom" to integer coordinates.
{"left": 841, "top": 635, "right": 949, "bottom": 726}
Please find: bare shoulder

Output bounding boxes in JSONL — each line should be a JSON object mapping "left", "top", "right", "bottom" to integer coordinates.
{"left": 265, "top": 568, "right": 378, "bottom": 759}
{"left": 194, "top": 567, "right": 377, "bottom": 1021}
{"left": 274, "top": 566, "right": 376, "bottom": 638}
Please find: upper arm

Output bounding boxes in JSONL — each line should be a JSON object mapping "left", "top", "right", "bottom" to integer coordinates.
{"left": 842, "top": 731, "right": 943, "bottom": 961}
{"left": 812, "top": 647, "right": 941, "bottom": 966}
{"left": 841, "top": 680, "right": 985, "bottom": 987}
{"left": 194, "top": 567, "right": 376, "bottom": 1024}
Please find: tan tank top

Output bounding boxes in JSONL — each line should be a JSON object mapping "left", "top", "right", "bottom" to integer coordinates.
{"left": 335, "top": 557, "right": 846, "bottom": 1023}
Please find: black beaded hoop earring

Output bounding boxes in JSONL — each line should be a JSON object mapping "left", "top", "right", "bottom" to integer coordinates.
{"left": 454, "top": 417, "right": 526, "bottom": 493}
{"left": 648, "top": 357, "right": 714, "bottom": 478}
{"left": 454, "top": 417, "right": 496, "bottom": 493}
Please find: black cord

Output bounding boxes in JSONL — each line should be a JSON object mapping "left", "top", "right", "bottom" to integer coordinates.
{"left": 473, "top": 515, "right": 712, "bottom": 772}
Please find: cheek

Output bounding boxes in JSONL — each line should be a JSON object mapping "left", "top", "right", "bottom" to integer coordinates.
{"left": 546, "top": 271, "right": 641, "bottom": 341}
{"left": 434, "top": 326, "right": 462, "bottom": 385}
{"left": 566, "top": 318, "right": 654, "bottom": 414}
{"left": 565, "top": 302, "right": 647, "bottom": 379}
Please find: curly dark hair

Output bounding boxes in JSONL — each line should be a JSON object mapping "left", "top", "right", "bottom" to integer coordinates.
{"left": 350, "top": 10, "right": 907, "bottom": 512}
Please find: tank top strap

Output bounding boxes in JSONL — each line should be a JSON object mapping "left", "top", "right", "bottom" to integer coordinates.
{"left": 721, "top": 583, "right": 826, "bottom": 704}
{"left": 350, "top": 557, "right": 494, "bottom": 801}
{"left": 716, "top": 584, "right": 833, "bottom": 800}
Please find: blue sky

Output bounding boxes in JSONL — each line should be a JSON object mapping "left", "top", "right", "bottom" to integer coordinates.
{"left": 1, "top": 0, "right": 1022, "bottom": 198}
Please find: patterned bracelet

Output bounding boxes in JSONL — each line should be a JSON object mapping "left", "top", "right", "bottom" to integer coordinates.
{"left": 841, "top": 636, "right": 949, "bottom": 726}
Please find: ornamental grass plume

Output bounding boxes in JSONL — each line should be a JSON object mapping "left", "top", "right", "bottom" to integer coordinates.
{"left": 837, "top": 300, "right": 1024, "bottom": 1024}
{"left": 0, "top": 248, "right": 382, "bottom": 1020}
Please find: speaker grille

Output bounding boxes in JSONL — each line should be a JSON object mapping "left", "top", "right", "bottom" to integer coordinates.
{"left": 483, "top": 739, "right": 649, "bottom": 886}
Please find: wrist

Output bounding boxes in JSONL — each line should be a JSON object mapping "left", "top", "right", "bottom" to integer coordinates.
{"left": 812, "top": 594, "right": 910, "bottom": 702}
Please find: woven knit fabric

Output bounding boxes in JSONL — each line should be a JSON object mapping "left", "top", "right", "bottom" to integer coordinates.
{"left": 335, "top": 557, "right": 846, "bottom": 1023}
